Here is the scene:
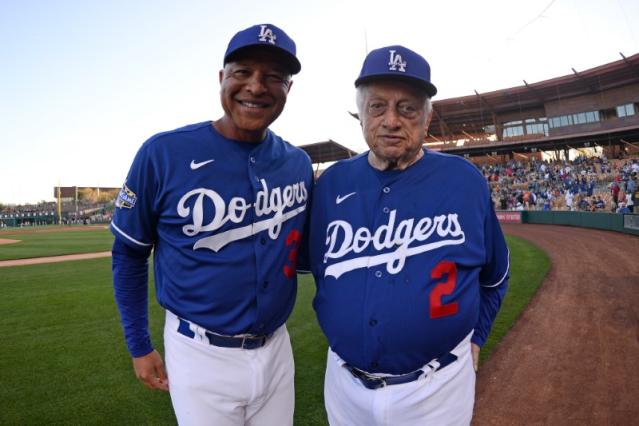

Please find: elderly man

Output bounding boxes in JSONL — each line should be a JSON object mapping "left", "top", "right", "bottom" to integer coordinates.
{"left": 307, "top": 45, "right": 510, "bottom": 425}
{"left": 111, "top": 24, "right": 312, "bottom": 425}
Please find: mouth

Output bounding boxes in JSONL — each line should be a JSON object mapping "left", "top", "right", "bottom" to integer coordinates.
{"left": 237, "top": 99, "right": 272, "bottom": 109}
{"left": 378, "top": 135, "right": 403, "bottom": 143}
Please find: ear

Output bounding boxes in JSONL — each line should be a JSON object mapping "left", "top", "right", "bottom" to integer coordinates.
{"left": 285, "top": 79, "right": 294, "bottom": 94}
{"left": 219, "top": 69, "right": 224, "bottom": 84}
{"left": 424, "top": 107, "right": 433, "bottom": 132}
{"left": 348, "top": 111, "right": 363, "bottom": 128}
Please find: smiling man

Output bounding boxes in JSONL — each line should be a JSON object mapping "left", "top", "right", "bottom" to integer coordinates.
{"left": 308, "top": 46, "right": 510, "bottom": 425}
{"left": 110, "top": 24, "right": 312, "bottom": 425}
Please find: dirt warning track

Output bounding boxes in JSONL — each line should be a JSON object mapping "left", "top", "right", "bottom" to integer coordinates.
{"left": 473, "top": 224, "right": 639, "bottom": 425}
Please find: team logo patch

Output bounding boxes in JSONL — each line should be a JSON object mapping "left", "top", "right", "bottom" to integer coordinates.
{"left": 258, "top": 25, "right": 277, "bottom": 44}
{"left": 115, "top": 183, "right": 137, "bottom": 209}
{"left": 388, "top": 49, "right": 407, "bottom": 72}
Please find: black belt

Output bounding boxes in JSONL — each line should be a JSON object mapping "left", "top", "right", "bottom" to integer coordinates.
{"left": 343, "top": 352, "right": 459, "bottom": 390}
{"left": 177, "top": 318, "right": 271, "bottom": 350}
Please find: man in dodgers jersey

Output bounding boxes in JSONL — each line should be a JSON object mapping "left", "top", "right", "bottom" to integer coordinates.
{"left": 308, "top": 46, "right": 509, "bottom": 425}
{"left": 111, "top": 24, "right": 312, "bottom": 425}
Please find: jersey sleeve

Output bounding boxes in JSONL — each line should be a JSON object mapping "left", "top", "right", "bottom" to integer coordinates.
{"left": 112, "top": 238, "right": 153, "bottom": 357}
{"left": 472, "top": 194, "right": 510, "bottom": 347}
{"left": 110, "top": 141, "right": 158, "bottom": 357}
{"left": 110, "top": 142, "right": 159, "bottom": 248}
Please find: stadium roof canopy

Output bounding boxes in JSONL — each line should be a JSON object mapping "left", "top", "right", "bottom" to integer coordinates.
{"left": 429, "top": 52, "right": 639, "bottom": 138}
{"left": 299, "top": 140, "right": 359, "bottom": 164}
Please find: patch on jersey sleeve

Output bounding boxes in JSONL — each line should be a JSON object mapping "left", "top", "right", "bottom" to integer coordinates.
{"left": 115, "top": 183, "right": 137, "bottom": 209}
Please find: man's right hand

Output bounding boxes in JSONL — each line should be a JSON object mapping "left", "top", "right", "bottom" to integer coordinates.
{"left": 132, "top": 350, "right": 169, "bottom": 391}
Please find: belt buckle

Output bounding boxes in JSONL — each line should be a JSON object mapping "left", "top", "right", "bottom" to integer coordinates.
{"left": 241, "top": 335, "right": 266, "bottom": 349}
{"left": 240, "top": 335, "right": 248, "bottom": 349}
{"left": 351, "top": 366, "right": 386, "bottom": 389}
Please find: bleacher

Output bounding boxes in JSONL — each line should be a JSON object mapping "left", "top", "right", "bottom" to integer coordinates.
{"left": 482, "top": 154, "right": 638, "bottom": 212}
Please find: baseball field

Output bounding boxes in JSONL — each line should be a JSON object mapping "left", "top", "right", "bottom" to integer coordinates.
{"left": 0, "top": 226, "right": 549, "bottom": 425}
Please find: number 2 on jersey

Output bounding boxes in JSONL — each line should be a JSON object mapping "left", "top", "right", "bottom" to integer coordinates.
{"left": 429, "top": 261, "right": 459, "bottom": 319}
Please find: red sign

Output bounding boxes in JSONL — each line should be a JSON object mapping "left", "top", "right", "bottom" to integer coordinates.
{"left": 496, "top": 211, "right": 522, "bottom": 223}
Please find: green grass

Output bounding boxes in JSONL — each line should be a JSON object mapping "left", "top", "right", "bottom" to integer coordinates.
{"left": 0, "top": 234, "right": 548, "bottom": 425}
{"left": 290, "top": 275, "right": 329, "bottom": 426}
{"left": 0, "top": 259, "right": 174, "bottom": 425}
{"left": 0, "top": 228, "right": 114, "bottom": 260}
{"left": 479, "top": 235, "right": 551, "bottom": 363}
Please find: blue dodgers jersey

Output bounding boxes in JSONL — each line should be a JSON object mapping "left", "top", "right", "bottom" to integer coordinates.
{"left": 111, "top": 121, "right": 313, "bottom": 336}
{"left": 309, "top": 149, "right": 509, "bottom": 375}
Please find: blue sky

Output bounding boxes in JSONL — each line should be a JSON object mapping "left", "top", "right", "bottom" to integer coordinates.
{"left": 1, "top": 0, "right": 638, "bottom": 204}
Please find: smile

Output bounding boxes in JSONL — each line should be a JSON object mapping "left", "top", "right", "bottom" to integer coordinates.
{"left": 237, "top": 100, "right": 271, "bottom": 109}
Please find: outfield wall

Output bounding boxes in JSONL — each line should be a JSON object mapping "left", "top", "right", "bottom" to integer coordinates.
{"left": 497, "top": 211, "right": 639, "bottom": 236}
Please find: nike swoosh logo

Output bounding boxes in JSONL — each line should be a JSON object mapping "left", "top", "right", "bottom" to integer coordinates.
{"left": 336, "top": 192, "right": 356, "bottom": 204}
{"left": 190, "top": 159, "right": 215, "bottom": 170}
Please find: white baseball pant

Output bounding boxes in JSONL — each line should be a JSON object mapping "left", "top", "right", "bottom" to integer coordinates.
{"left": 324, "top": 331, "right": 475, "bottom": 426}
{"left": 163, "top": 311, "right": 294, "bottom": 426}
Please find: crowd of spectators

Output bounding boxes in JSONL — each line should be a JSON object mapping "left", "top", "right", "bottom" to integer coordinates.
{"left": 0, "top": 199, "right": 114, "bottom": 227}
{"left": 1, "top": 155, "right": 637, "bottom": 229}
{"left": 480, "top": 154, "right": 638, "bottom": 213}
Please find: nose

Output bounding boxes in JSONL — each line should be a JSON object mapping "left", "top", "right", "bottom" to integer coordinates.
{"left": 245, "top": 72, "right": 267, "bottom": 96}
{"left": 381, "top": 107, "right": 401, "bottom": 129}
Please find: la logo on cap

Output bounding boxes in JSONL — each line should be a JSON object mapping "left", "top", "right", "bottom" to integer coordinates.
{"left": 258, "top": 25, "right": 277, "bottom": 44}
{"left": 388, "top": 49, "right": 406, "bottom": 72}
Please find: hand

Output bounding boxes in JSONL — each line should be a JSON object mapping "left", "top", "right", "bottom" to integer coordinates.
{"left": 132, "top": 350, "right": 169, "bottom": 391}
{"left": 471, "top": 343, "right": 480, "bottom": 372}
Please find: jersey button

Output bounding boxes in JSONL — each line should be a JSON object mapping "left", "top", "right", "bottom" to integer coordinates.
{"left": 383, "top": 207, "right": 390, "bottom": 214}
{"left": 382, "top": 186, "right": 390, "bottom": 194}
{"left": 260, "top": 237, "right": 267, "bottom": 245}
{"left": 263, "top": 281, "right": 269, "bottom": 289}
{"left": 374, "top": 270, "right": 382, "bottom": 278}
{"left": 250, "top": 156, "right": 256, "bottom": 164}
{"left": 369, "top": 319, "right": 377, "bottom": 326}
{"left": 371, "top": 362, "right": 379, "bottom": 369}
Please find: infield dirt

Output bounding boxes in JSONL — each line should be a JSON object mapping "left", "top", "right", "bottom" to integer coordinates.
{"left": 0, "top": 251, "right": 111, "bottom": 267}
{"left": 0, "top": 239, "right": 20, "bottom": 245}
{"left": 473, "top": 224, "right": 639, "bottom": 425}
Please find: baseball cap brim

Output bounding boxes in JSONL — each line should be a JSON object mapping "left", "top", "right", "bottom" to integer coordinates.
{"left": 225, "top": 44, "right": 301, "bottom": 75}
{"left": 355, "top": 74, "right": 437, "bottom": 97}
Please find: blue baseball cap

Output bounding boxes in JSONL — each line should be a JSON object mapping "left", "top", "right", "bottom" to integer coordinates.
{"left": 355, "top": 45, "right": 437, "bottom": 97}
{"left": 224, "top": 23, "right": 301, "bottom": 75}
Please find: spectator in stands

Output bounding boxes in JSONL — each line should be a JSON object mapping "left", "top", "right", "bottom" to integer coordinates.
{"left": 543, "top": 192, "right": 552, "bottom": 211}
{"left": 625, "top": 192, "right": 634, "bottom": 214}
{"left": 610, "top": 180, "right": 620, "bottom": 205}
{"left": 618, "top": 185, "right": 626, "bottom": 208}
{"left": 578, "top": 196, "right": 590, "bottom": 212}
{"left": 616, "top": 202, "right": 630, "bottom": 214}
{"left": 627, "top": 174, "right": 637, "bottom": 213}
{"left": 565, "top": 190, "right": 574, "bottom": 211}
